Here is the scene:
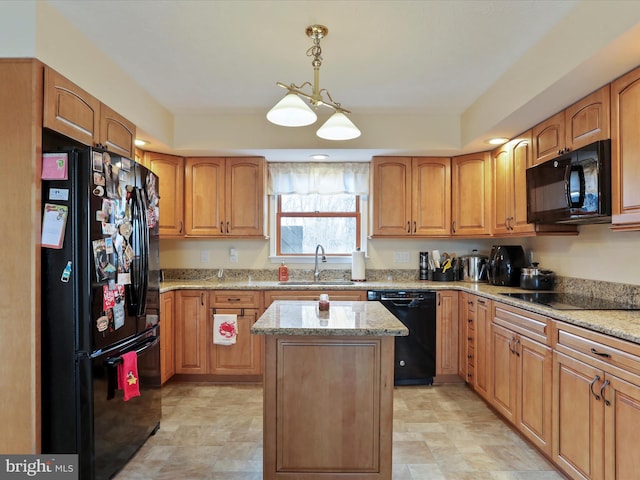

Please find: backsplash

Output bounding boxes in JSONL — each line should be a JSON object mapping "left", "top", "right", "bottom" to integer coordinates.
{"left": 162, "top": 268, "right": 640, "bottom": 306}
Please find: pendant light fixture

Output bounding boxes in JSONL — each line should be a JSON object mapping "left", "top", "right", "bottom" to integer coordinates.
{"left": 266, "top": 24, "right": 361, "bottom": 141}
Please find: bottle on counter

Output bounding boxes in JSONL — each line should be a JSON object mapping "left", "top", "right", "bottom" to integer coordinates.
{"left": 278, "top": 261, "right": 289, "bottom": 282}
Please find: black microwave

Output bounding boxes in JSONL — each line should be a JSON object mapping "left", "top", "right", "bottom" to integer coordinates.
{"left": 526, "top": 139, "right": 611, "bottom": 224}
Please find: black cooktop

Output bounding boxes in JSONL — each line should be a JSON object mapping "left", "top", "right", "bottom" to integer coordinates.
{"left": 500, "top": 292, "right": 640, "bottom": 310}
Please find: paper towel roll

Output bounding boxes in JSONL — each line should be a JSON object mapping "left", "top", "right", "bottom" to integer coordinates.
{"left": 351, "top": 249, "right": 366, "bottom": 281}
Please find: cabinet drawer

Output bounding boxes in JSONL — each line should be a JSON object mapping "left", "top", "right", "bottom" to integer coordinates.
{"left": 553, "top": 321, "right": 640, "bottom": 379}
{"left": 493, "top": 302, "right": 550, "bottom": 345}
{"left": 210, "top": 290, "right": 262, "bottom": 308}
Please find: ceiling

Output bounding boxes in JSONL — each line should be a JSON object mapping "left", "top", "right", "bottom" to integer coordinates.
{"left": 44, "top": 0, "right": 640, "bottom": 161}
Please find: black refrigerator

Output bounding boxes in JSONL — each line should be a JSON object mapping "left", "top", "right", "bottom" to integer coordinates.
{"left": 41, "top": 147, "right": 161, "bottom": 480}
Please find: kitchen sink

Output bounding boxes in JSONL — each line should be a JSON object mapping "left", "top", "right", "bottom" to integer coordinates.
{"left": 278, "top": 280, "right": 355, "bottom": 286}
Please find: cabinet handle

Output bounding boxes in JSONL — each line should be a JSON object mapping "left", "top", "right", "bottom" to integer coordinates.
{"left": 600, "top": 380, "right": 611, "bottom": 406}
{"left": 413, "top": 221, "right": 417, "bottom": 233}
{"left": 226, "top": 221, "right": 230, "bottom": 234}
{"left": 590, "top": 347, "right": 611, "bottom": 359}
{"left": 467, "top": 354, "right": 473, "bottom": 359}
{"left": 514, "top": 338, "right": 520, "bottom": 356}
{"left": 220, "top": 222, "right": 224, "bottom": 234}
{"left": 227, "top": 298, "right": 242, "bottom": 302}
{"left": 200, "top": 293, "right": 205, "bottom": 306}
{"left": 407, "top": 221, "right": 411, "bottom": 233}
{"left": 451, "top": 220, "right": 456, "bottom": 233}
{"left": 179, "top": 220, "right": 183, "bottom": 234}
{"left": 589, "top": 375, "right": 601, "bottom": 401}
{"left": 477, "top": 299, "right": 485, "bottom": 305}
{"left": 468, "top": 300, "right": 473, "bottom": 305}
{"left": 437, "top": 293, "right": 441, "bottom": 306}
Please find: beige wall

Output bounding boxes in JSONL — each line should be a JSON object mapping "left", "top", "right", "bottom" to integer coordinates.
{"left": 160, "top": 225, "right": 640, "bottom": 287}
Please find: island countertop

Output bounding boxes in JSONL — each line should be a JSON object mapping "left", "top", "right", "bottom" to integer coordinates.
{"left": 251, "top": 300, "right": 409, "bottom": 337}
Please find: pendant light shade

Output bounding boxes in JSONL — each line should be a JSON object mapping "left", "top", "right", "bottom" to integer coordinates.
{"left": 316, "top": 111, "right": 361, "bottom": 140}
{"left": 266, "top": 93, "right": 317, "bottom": 127}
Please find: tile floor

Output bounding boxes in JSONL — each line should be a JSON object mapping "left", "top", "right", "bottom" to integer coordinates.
{"left": 115, "top": 382, "right": 565, "bottom": 480}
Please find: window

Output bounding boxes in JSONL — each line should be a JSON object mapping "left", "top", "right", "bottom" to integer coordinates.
{"left": 277, "top": 193, "right": 361, "bottom": 256}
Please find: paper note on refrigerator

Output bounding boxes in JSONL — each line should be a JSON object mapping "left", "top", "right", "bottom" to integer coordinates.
{"left": 41, "top": 203, "right": 68, "bottom": 249}
{"left": 41, "top": 153, "right": 68, "bottom": 180}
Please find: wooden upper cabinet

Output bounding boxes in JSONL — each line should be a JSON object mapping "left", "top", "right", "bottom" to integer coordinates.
{"left": 43, "top": 67, "right": 100, "bottom": 147}
{"left": 413, "top": 157, "right": 452, "bottom": 236}
{"left": 43, "top": 67, "right": 136, "bottom": 158}
{"left": 451, "top": 152, "right": 491, "bottom": 236}
{"left": 532, "top": 112, "right": 565, "bottom": 165}
{"left": 185, "top": 157, "right": 224, "bottom": 236}
{"left": 565, "top": 85, "right": 610, "bottom": 151}
{"left": 145, "top": 151, "right": 185, "bottom": 236}
{"left": 184, "top": 157, "right": 265, "bottom": 237}
{"left": 99, "top": 103, "right": 136, "bottom": 158}
{"left": 226, "top": 157, "right": 265, "bottom": 236}
{"left": 371, "top": 157, "right": 451, "bottom": 237}
{"left": 611, "top": 66, "right": 640, "bottom": 230}
{"left": 371, "top": 157, "right": 412, "bottom": 236}
{"left": 533, "top": 85, "right": 610, "bottom": 166}
{"left": 492, "top": 131, "right": 535, "bottom": 236}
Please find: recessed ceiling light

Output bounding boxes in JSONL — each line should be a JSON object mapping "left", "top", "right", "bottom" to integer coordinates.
{"left": 134, "top": 139, "right": 149, "bottom": 147}
{"left": 310, "top": 154, "right": 329, "bottom": 160}
{"left": 487, "top": 137, "right": 509, "bottom": 145}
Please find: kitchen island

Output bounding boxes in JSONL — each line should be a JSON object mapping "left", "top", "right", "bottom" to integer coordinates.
{"left": 251, "top": 300, "right": 408, "bottom": 480}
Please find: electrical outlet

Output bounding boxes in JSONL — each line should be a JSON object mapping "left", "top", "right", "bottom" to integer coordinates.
{"left": 229, "top": 247, "right": 238, "bottom": 263}
{"left": 394, "top": 251, "right": 410, "bottom": 263}
{"left": 200, "top": 251, "right": 209, "bottom": 264}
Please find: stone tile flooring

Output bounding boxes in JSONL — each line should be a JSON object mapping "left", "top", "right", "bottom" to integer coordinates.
{"left": 115, "top": 382, "right": 564, "bottom": 480}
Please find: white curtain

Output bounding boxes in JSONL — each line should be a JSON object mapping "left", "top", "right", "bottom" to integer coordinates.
{"left": 267, "top": 162, "right": 369, "bottom": 195}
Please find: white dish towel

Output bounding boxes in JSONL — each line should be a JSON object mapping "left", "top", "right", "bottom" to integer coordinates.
{"left": 213, "top": 314, "right": 238, "bottom": 345}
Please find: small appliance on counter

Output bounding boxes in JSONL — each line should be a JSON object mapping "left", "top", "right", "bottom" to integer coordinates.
{"left": 487, "top": 245, "right": 526, "bottom": 286}
{"left": 460, "top": 249, "right": 488, "bottom": 282}
{"left": 520, "top": 263, "right": 556, "bottom": 290}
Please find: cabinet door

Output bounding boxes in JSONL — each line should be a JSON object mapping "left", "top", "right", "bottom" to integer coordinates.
{"left": 517, "top": 335, "right": 553, "bottom": 455}
{"left": 565, "top": 85, "right": 610, "bottom": 151}
{"left": 413, "top": 157, "right": 451, "bottom": 236}
{"left": 533, "top": 112, "right": 565, "bottom": 165}
{"left": 491, "top": 143, "right": 512, "bottom": 235}
{"left": 209, "top": 308, "right": 262, "bottom": 375}
{"left": 146, "top": 152, "right": 185, "bottom": 236}
{"left": 553, "top": 351, "right": 604, "bottom": 480}
{"left": 175, "top": 291, "right": 208, "bottom": 374}
{"left": 436, "top": 291, "right": 459, "bottom": 376}
{"left": 451, "top": 152, "right": 491, "bottom": 236}
{"left": 611, "top": 67, "right": 640, "bottom": 229}
{"left": 160, "top": 291, "right": 175, "bottom": 384}
{"left": 510, "top": 133, "right": 536, "bottom": 234}
{"left": 604, "top": 374, "right": 640, "bottom": 480}
{"left": 43, "top": 67, "right": 100, "bottom": 147}
{"left": 473, "top": 297, "right": 492, "bottom": 400}
{"left": 371, "top": 157, "right": 412, "bottom": 236}
{"left": 99, "top": 103, "right": 136, "bottom": 158}
{"left": 184, "top": 157, "right": 224, "bottom": 236}
{"left": 226, "top": 157, "right": 265, "bottom": 236}
{"left": 458, "top": 292, "right": 470, "bottom": 380}
{"left": 491, "top": 323, "right": 518, "bottom": 423}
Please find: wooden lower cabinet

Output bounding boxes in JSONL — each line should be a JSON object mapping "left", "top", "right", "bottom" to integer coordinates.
{"left": 436, "top": 290, "right": 459, "bottom": 379}
{"left": 175, "top": 290, "right": 209, "bottom": 374}
{"left": 552, "top": 321, "right": 640, "bottom": 480}
{"left": 160, "top": 291, "right": 175, "bottom": 384}
{"left": 209, "top": 307, "right": 263, "bottom": 375}
{"left": 473, "top": 296, "right": 492, "bottom": 400}
{"left": 263, "top": 335, "right": 394, "bottom": 480}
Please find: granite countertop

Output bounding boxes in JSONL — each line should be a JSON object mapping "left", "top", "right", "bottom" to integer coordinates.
{"left": 251, "top": 300, "right": 409, "bottom": 337}
{"left": 160, "top": 279, "right": 640, "bottom": 345}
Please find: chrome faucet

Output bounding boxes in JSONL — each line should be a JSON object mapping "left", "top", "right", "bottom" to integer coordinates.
{"left": 314, "top": 244, "right": 326, "bottom": 281}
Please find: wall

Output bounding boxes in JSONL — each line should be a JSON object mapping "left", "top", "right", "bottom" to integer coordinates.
{"left": 160, "top": 224, "right": 639, "bottom": 287}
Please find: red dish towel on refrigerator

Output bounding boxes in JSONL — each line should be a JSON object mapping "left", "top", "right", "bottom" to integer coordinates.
{"left": 117, "top": 351, "right": 140, "bottom": 401}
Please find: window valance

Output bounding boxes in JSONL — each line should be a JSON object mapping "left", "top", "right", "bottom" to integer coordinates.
{"left": 267, "top": 162, "right": 369, "bottom": 195}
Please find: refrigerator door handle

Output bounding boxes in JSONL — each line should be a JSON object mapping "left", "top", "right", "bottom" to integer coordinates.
{"left": 103, "top": 335, "right": 159, "bottom": 367}
{"left": 138, "top": 188, "right": 149, "bottom": 316}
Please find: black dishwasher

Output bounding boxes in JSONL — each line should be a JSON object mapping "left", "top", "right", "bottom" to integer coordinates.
{"left": 367, "top": 290, "right": 436, "bottom": 386}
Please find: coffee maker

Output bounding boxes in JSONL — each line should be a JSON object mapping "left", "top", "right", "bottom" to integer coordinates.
{"left": 487, "top": 245, "right": 526, "bottom": 286}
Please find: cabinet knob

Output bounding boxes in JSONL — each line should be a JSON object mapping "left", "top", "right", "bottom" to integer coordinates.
{"left": 399, "top": 360, "right": 406, "bottom": 367}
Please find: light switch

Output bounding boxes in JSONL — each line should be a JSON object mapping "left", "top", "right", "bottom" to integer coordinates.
{"left": 229, "top": 248, "right": 238, "bottom": 263}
